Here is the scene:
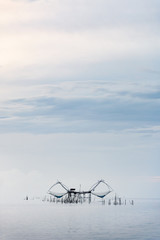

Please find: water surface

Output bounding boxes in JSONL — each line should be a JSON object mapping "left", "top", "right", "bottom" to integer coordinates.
{"left": 0, "top": 199, "right": 160, "bottom": 240}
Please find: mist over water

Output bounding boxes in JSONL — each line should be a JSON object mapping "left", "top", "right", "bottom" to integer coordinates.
{"left": 0, "top": 199, "right": 160, "bottom": 240}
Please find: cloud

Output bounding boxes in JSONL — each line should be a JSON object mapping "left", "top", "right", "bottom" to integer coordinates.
{"left": 151, "top": 176, "right": 160, "bottom": 183}
{"left": 7, "top": 0, "right": 160, "bottom": 31}
{"left": 143, "top": 68, "right": 160, "bottom": 75}
{"left": 0, "top": 0, "right": 160, "bottom": 200}
{"left": 12, "top": 0, "right": 38, "bottom": 2}
{"left": 133, "top": 91, "right": 160, "bottom": 100}
{"left": 0, "top": 0, "right": 160, "bottom": 83}
{"left": 1, "top": 80, "right": 160, "bottom": 134}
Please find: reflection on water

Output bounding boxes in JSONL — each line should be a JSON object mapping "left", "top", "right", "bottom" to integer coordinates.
{"left": 0, "top": 199, "right": 160, "bottom": 240}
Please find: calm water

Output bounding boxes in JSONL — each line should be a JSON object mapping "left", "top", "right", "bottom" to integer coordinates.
{"left": 0, "top": 199, "right": 160, "bottom": 240}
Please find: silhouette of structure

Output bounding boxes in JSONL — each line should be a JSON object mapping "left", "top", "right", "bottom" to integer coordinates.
{"left": 25, "top": 179, "right": 134, "bottom": 205}
{"left": 47, "top": 179, "right": 113, "bottom": 203}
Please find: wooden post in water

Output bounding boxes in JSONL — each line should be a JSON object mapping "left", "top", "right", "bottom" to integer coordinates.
{"left": 89, "top": 192, "right": 91, "bottom": 204}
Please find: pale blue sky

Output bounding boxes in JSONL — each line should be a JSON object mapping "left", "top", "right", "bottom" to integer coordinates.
{"left": 0, "top": 0, "right": 160, "bottom": 201}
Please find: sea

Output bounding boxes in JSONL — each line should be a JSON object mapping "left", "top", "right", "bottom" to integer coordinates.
{"left": 0, "top": 198, "right": 160, "bottom": 240}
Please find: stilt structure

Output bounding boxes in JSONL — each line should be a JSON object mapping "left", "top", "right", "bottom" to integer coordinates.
{"left": 47, "top": 179, "right": 113, "bottom": 203}
{"left": 25, "top": 180, "right": 134, "bottom": 206}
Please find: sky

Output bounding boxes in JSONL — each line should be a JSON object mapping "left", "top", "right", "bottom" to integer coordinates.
{"left": 0, "top": 0, "right": 160, "bottom": 202}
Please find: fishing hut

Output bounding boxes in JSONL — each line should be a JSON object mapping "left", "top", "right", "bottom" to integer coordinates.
{"left": 47, "top": 179, "right": 113, "bottom": 204}
{"left": 25, "top": 179, "right": 133, "bottom": 205}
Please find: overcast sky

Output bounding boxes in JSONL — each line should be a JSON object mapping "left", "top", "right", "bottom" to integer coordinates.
{"left": 0, "top": 0, "right": 160, "bottom": 202}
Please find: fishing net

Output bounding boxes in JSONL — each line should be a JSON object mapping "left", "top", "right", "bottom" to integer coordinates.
{"left": 48, "top": 181, "right": 68, "bottom": 198}
{"left": 90, "top": 180, "right": 113, "bottom": 198}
